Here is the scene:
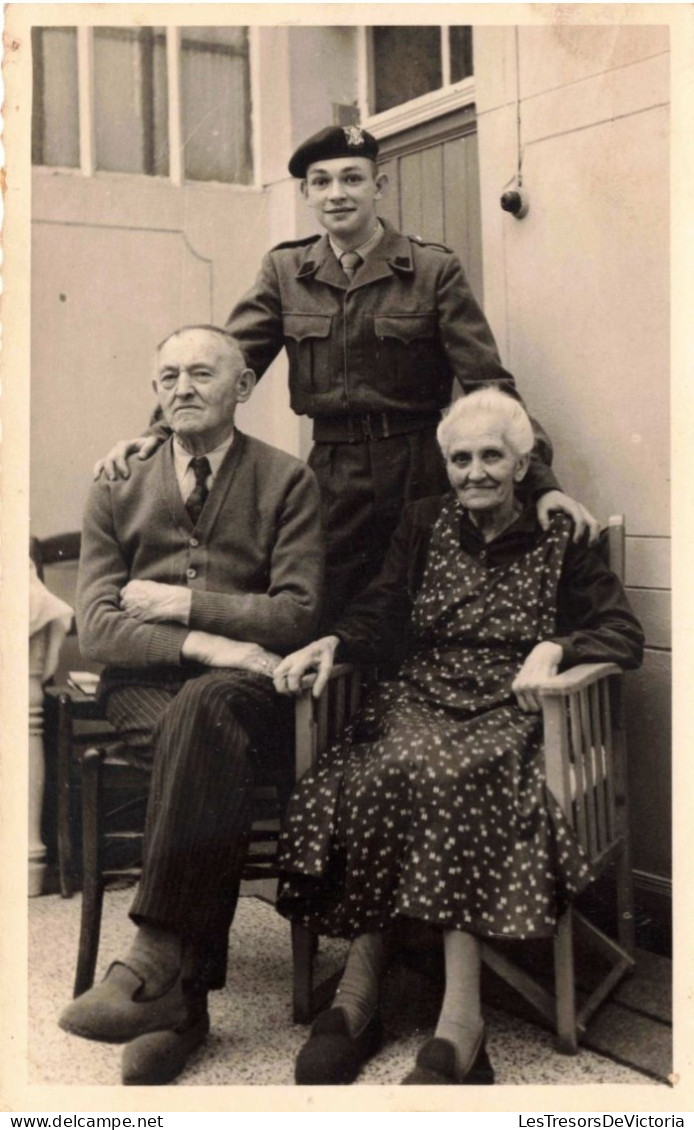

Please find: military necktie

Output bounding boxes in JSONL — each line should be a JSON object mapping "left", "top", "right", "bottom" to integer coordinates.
{"left": 185, "top": 456, "right": 211, "bottom": 526}
{"left": 340, "top": 250, "right": 362, "bottom": 283}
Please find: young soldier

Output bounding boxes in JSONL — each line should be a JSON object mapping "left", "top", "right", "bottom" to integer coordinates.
{"left": 96, "top": 126, "right": 597, "bottom": 625}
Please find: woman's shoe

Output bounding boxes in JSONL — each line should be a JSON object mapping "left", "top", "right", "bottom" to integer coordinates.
{"left": 401, "top": 1034, "right": 495, "bottom": 1085}
{"left": 295, "top": 1006, "right": 383, "bottom": 1085}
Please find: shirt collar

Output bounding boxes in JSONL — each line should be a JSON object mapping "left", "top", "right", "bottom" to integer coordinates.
{"left": 329, "top": 219, "right": 385, "bottom": 264}
{"left": 173, "top": 429, "right": 235, "bottom": 481}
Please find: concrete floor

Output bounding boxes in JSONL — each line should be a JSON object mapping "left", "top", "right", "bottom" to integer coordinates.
{"left": 27, "top": 886, "right": 671, "bottom": 1091}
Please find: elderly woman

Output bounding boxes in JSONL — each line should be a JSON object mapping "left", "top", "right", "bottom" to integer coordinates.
{"left": 273, "top": 387, "right": 643, "bottom": 1087}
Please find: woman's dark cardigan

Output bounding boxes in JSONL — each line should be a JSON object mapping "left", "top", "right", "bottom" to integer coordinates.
{"left": 333, "top": 493, "right": 644, "bottom": 674}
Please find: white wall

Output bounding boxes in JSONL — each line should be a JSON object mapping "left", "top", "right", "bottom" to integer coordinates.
{"left": 475, "top": 25, "right": 671, "bottom": 887}
{"left": 30, "top": 172, "right": 279, "bottom": 536}
{"left": 475, "top": 25, "right": 669, "bottom": 533}
{"left": 30, "top": 25, "right": 366, "bottom": 537}
{"left": 289, "top": 26, "right": 360, "bottom": 147}
{"left": 31, "top": 31, "right": 302, "bottom": 537}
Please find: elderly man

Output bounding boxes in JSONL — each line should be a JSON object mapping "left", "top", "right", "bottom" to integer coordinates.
{"left": 96, "top": 125, "right": 597, "bottom": 626}
{"left": 59, "top": 326, "right": 323, "bottom": 1085}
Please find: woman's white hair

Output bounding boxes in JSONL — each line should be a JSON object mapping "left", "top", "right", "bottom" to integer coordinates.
{"left": 437, "top": 386, "right": 534, "bottom": 458}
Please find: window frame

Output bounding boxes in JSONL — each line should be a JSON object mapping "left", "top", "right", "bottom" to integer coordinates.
{"left": 32, "top": 25, "right": 259, "bottom": 190}
{"left": 357, "top": 26, "right": 476, "bottom": 138}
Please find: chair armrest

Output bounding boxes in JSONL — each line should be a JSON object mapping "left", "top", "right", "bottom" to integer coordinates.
{"left": 299, "top": 662, "right": 357, "bottom": 694}
{"left": 294, "top": 663, "right": 361, "bottom": 779}
{"left": 538, "top": 662, "right": 622, "bottom": 697}
{"left": 540, "top": 662, "right": 623, "bottom": 825}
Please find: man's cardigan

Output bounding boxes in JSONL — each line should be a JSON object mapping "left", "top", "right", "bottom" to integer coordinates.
{"left": 77, "top": 430, "right": 324, "bottom": 675}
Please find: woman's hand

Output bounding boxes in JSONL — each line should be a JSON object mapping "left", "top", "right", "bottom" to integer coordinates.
{"left": 94, "top": 436, "right": 160, "bottom": 481}
{"left": 512, "top": 641, "right": 563, "bottom": 712}
{"left": 536, "top": 490, "right": 600, "bottom": 544}
{"left": 273, "top": 635, "right": 340, "bottom": 698}
{"left": 182, "top": 631, "right": 281, "bottom": 675}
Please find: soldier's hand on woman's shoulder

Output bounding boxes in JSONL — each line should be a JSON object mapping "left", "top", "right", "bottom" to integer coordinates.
{"left": 536, "top": 490, "right": 600, "bottom": 544}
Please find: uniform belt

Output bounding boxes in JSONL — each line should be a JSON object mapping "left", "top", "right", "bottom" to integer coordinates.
{"left": 313, "top": 410, "right": 440, "bottom": 443}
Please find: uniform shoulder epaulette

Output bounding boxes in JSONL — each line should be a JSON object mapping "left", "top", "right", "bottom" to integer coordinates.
{"left": 271, "top": 234, "right": 321, "bottom": 252}
{"left": 407, "top": 234, "right": 453, "bottom": 253}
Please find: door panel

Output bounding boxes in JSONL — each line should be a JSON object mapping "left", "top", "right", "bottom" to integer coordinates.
{"left": 420, "top": 146, "right": 446, "bottom": 242}
{"left": 377, "top": 106, "right": 484, "bottom": 303}
{"left": 443, "top": 132, "right": 482, "bottom": 299}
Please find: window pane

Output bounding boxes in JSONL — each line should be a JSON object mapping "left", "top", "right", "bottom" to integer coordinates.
{"left": 180, "top": 27, "right": 247, "bottom": 48}
{"left": 32, "top": 28, "right": 80, "bottom": 167}
{"left": 94, "top": 27, "right": 169, "bottom": 176}
{"left": 449, "top": 27, "right": 473, "bottom": 82}
{"left": 372, "top": 27, "right": 442, "bottom": 114}
{"left": 180, "top": 27, "right": 252, "bottom": 184}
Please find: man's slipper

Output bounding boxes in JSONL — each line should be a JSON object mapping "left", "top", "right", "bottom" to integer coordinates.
{"left": 58, "top": 962, "right": 189, "bottom": 1044}
{"left": 122, "top": 1010, "right": 210, "bottom": 1085}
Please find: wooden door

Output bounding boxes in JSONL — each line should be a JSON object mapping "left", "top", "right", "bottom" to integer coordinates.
{"left": 376, "top": 105, "right": 484, "bottom": 303}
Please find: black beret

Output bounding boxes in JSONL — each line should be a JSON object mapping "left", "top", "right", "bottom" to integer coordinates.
{"left": 288, "top": 125, "right": 379, "bottom": 178}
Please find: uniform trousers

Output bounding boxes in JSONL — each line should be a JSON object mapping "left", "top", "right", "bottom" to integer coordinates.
{"left": 308, "top": 426, "right": 448, "bottom": 627}
{"left": 103, "top": 668, "right": 291, "bottom": 991}
{"left": 308, "top": 419, "right": 556, "bottom": 627}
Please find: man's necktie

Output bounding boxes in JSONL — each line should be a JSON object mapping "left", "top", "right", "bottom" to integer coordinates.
{"left": 185, "top": 456, "right": 211, "bottom": 526}
{"left": 340, "top": 250, "right": 362, "bottom": 283}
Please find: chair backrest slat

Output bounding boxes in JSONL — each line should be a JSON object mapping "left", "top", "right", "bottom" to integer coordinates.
{"left": 601, "top": 679, "right": 617, "bottom": 840}
{"left": 589, "top": 681, "right": 609, "bottom": 851}
{"left": 300, "top": 666, "right": 364, "bottom": 780}
{"left": 606, "top": 516, "right": 625, "bottom": 584}
{"left": 578, "top": 687, "right": 599, "bottom": 858}
{"left": 543, "top": 695, "right": 573, "bottom": 819}
{"left": 316, "top": 689, "right": 329, "bottom": 754}
{"left": 567, "top": 694, "right": 588, "bottom": 849}
{"left": 334, "top": 674, "right": 347, "bottom": 732}
{"left": 37, "top": 531, "right": 82, "bottom": 567}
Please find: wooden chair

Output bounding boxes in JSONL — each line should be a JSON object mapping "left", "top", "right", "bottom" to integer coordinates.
{"left": 33, "top": 532, "right": 325, "bottom": 1006}
{"left": 72, "top": 726, "right": 296, "bottom": 999}
{"left": 290, "top": 517, "right": 636, "bottom": 1050}
{"left": 291, "top": 664, "right": 364, "bottom": 1023}
{"left": 32, "top": 532, "right": 107, "bottom": 899}
{"left": 43, "top": 686, "right": 111, "bottom": 899}
{"left": 480, "top": 656, "right": 634, "bottom": 1053}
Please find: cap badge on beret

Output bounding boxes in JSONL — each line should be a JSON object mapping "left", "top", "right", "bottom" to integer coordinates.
{"left": 288, "top": 124, "right": 380, "bottom": 177}
{"left": 343, "top": 125, "right": 365, "bottom": 147}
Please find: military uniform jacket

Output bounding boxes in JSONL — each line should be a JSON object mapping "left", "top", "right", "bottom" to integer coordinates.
{"left": 226, "top": 219, "right": 515, "bottom": 420}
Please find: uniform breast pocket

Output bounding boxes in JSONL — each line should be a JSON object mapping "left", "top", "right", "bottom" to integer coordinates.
{"left": 374, "top": 314, "right": 438, "bottom": 345}
{"left": 282, "top": 313, "right": 333, "bottom": 392}
{"left": 373, "top": 313, "right": 440, "bottom": 397}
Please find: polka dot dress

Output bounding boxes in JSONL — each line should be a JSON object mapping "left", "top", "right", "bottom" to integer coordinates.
{"left": 277, "top": 501, "right": 592, "bottom": 941}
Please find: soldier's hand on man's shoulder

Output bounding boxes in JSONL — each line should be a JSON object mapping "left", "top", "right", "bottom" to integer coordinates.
{"left": 94, "top": 435, "right": 160, "bottom": 481}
